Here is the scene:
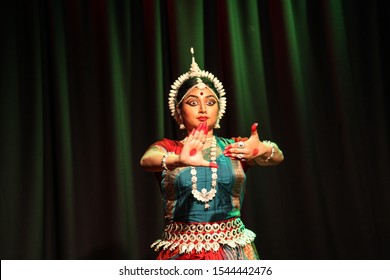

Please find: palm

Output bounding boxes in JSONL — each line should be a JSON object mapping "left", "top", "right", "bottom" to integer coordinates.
{"left": 223, "top": 123, "right": 269, "bottom": 161}
{"left": 180, "top": 142, "right": 207, "bottom": 166}
{"left": 179, "top": 123, "right": 215, "bottom": 168}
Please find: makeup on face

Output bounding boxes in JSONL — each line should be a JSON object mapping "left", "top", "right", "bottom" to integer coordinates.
{"left": 181, "top": 88, "right": 219, "bottom": 132}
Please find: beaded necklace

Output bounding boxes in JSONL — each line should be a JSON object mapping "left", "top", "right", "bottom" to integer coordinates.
{"left": 189, "top": 136, "right": 218, "bottom": 209}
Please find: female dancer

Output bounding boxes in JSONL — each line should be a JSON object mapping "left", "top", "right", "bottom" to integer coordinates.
{"left": 140, "top": 49, "right": 283, "bottom": 259}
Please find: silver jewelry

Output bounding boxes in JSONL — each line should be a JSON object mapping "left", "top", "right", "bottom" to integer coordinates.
{"left": 182, "top": 137, "right": 214, "bottom": 143}
{"left": 161, "top": 152, "right": 175, "bottom": 171}
{"left": 259, "top": 141, "right": 276, "bottom": 162}
{"left": 168, "top": 48, "right": 227, "bottom": 129}
{"left": 179, "top": 114, "right": 186, "bottom": 130}
{"left": 190, "top": 136, "right": 218, "bottom": 209}
{"left": 237, "top": 141, "right": 245, "bottom": 149}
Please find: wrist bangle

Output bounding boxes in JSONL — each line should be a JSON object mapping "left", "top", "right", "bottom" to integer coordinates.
{"left": 259, "top": 141, "right": 276, "bottom": 162}
{"left": 161, "top": 152, "right": 174, "bottom": 171}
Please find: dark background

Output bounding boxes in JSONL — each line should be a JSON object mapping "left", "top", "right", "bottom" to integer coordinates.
{"left": 1, "top": 0, "right": 389, "bottom": 259}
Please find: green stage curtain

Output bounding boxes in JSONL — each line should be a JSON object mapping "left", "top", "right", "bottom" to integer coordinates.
{"left": 1, "top": 0, "right": 389, "bottom": 259}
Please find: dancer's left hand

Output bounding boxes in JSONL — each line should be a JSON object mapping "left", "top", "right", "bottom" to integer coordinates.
{"left": 223, "top": 123, "right": 270, "bottom": 161}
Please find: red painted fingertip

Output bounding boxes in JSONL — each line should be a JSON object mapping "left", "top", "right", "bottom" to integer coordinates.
{"left": 200, "top": 122, "right": 206, "bottom": 132}
{"left": 209, "top": 162, "right": 218, "bottom": 168}
{"left": 251, "top": 123, "right": 258, "bottom": 133}
{"left": 204, "top": 122, "right": 209, "bottom": 134}
{"left": 191, "top": 129, "right": 196, "bottom": 135}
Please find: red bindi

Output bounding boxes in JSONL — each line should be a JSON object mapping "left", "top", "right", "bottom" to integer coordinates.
{"left": 200, "top": 92, "right": 204, "bottom": 96}
{"left": 252, "top": 148, "right": 259, "bottom": 156}
{"left": 190, "top": 149, "right": 197, "bottom": 156}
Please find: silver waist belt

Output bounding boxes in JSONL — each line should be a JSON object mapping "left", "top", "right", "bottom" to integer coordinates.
{"left": 151, "top": 217, "right": 256, "bottom": 254}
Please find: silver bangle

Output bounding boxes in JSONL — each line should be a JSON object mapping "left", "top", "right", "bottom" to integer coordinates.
{"left": 161, "top": 152, "right": 174, "bottom": 171}
{"left": 259, "top": 141, "right": 276, "bottom": 162}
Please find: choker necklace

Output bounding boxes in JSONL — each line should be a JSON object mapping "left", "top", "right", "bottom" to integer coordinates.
{"left": 182, "top": 136, "right": 214, "bottom": 143}
{"left": 190, "top": 136, "right": 218, "bottom": 209}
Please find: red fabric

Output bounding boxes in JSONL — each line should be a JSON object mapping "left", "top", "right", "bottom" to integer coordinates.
{"left": 157, "top": 247, "right": 226, "bottom": 260}
{"left": 153, "top": 139, "right": 183, "bottom": 181}
{"left": 231, "top": 136, "right": 249, "bottom": 143}
{"left": 154, "top": 138, "right": 183, "bottom": 154}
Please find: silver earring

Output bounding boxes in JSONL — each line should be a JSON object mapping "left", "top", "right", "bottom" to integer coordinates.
{"left": 179, "top": 114, "right": 186, "bottom": 129}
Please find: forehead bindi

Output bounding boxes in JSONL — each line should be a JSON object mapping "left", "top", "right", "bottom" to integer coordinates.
{"left": 190, "top": 88, "right": 215, "bottom": 97}
{"left": 182, "top": 88, "right": 218, "bottom": 103}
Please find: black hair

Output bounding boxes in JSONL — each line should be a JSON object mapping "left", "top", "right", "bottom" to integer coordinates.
{"left": 176, "top": 77, "right": 219, "bottom": 103}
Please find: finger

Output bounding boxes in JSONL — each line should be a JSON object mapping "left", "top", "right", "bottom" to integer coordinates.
{"left": 224, "top": 142, "right": 234, "bottom": 150}
{"left": 225, "top": 138, "right": 240, "bottom": 150}
{"left": 234, "top": 153, "right": 246, "bottom": 161}
{"left": 250, "top": 123, "right": 259, "bottom": 139}
{"left": 208, "top": 162, "right": 218, "bottom": 168}
{"left": 251, "top": 123, "right": 259, "bottom": 136}
{"left": 192, "top": 123, "right": 203, "bottom": 138}
{"left": 197, "top": 124, "right": 206, "bottom": 140}
{"left": 224, "top": 143, "right": 245, "bottom": 153}
{"left": 224, "top": 147, "right": 247, "bottom": 156}
{"left": 203, "top": 122, "right": 209, "bottom": 135}
{"left": 195, "top": 133, "right": 206, "bottom": 149}
{"left": 223, "top": 148, "right": 236, "bottom": 156}
{"left": 201, "top": 122, "right": 208, "bottom": 135}
{"left": 224, "top": 151, "right": 245, "bottom": 161}
{"left": 186, "top": 129, "right": 196, "bottom": 142}
{"left": 200, "top": 130, "right": 207, "bottom": 144}
{"left": 225, "top": 138, "right": 249, "bottom": 151}
{"left": 193, "top": 124, "right": 203, "bottom": 139}
{"left": 196, "top": 122, "right": 206, "bottom": 135}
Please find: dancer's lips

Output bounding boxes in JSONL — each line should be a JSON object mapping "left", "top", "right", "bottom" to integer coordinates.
{"left": 197, "top": 117, "right": 208, "bottom": 122}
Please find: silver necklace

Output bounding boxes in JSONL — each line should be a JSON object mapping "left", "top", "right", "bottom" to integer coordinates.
{"left": 190, "top": 136, "right": 218, "bottom": 209}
